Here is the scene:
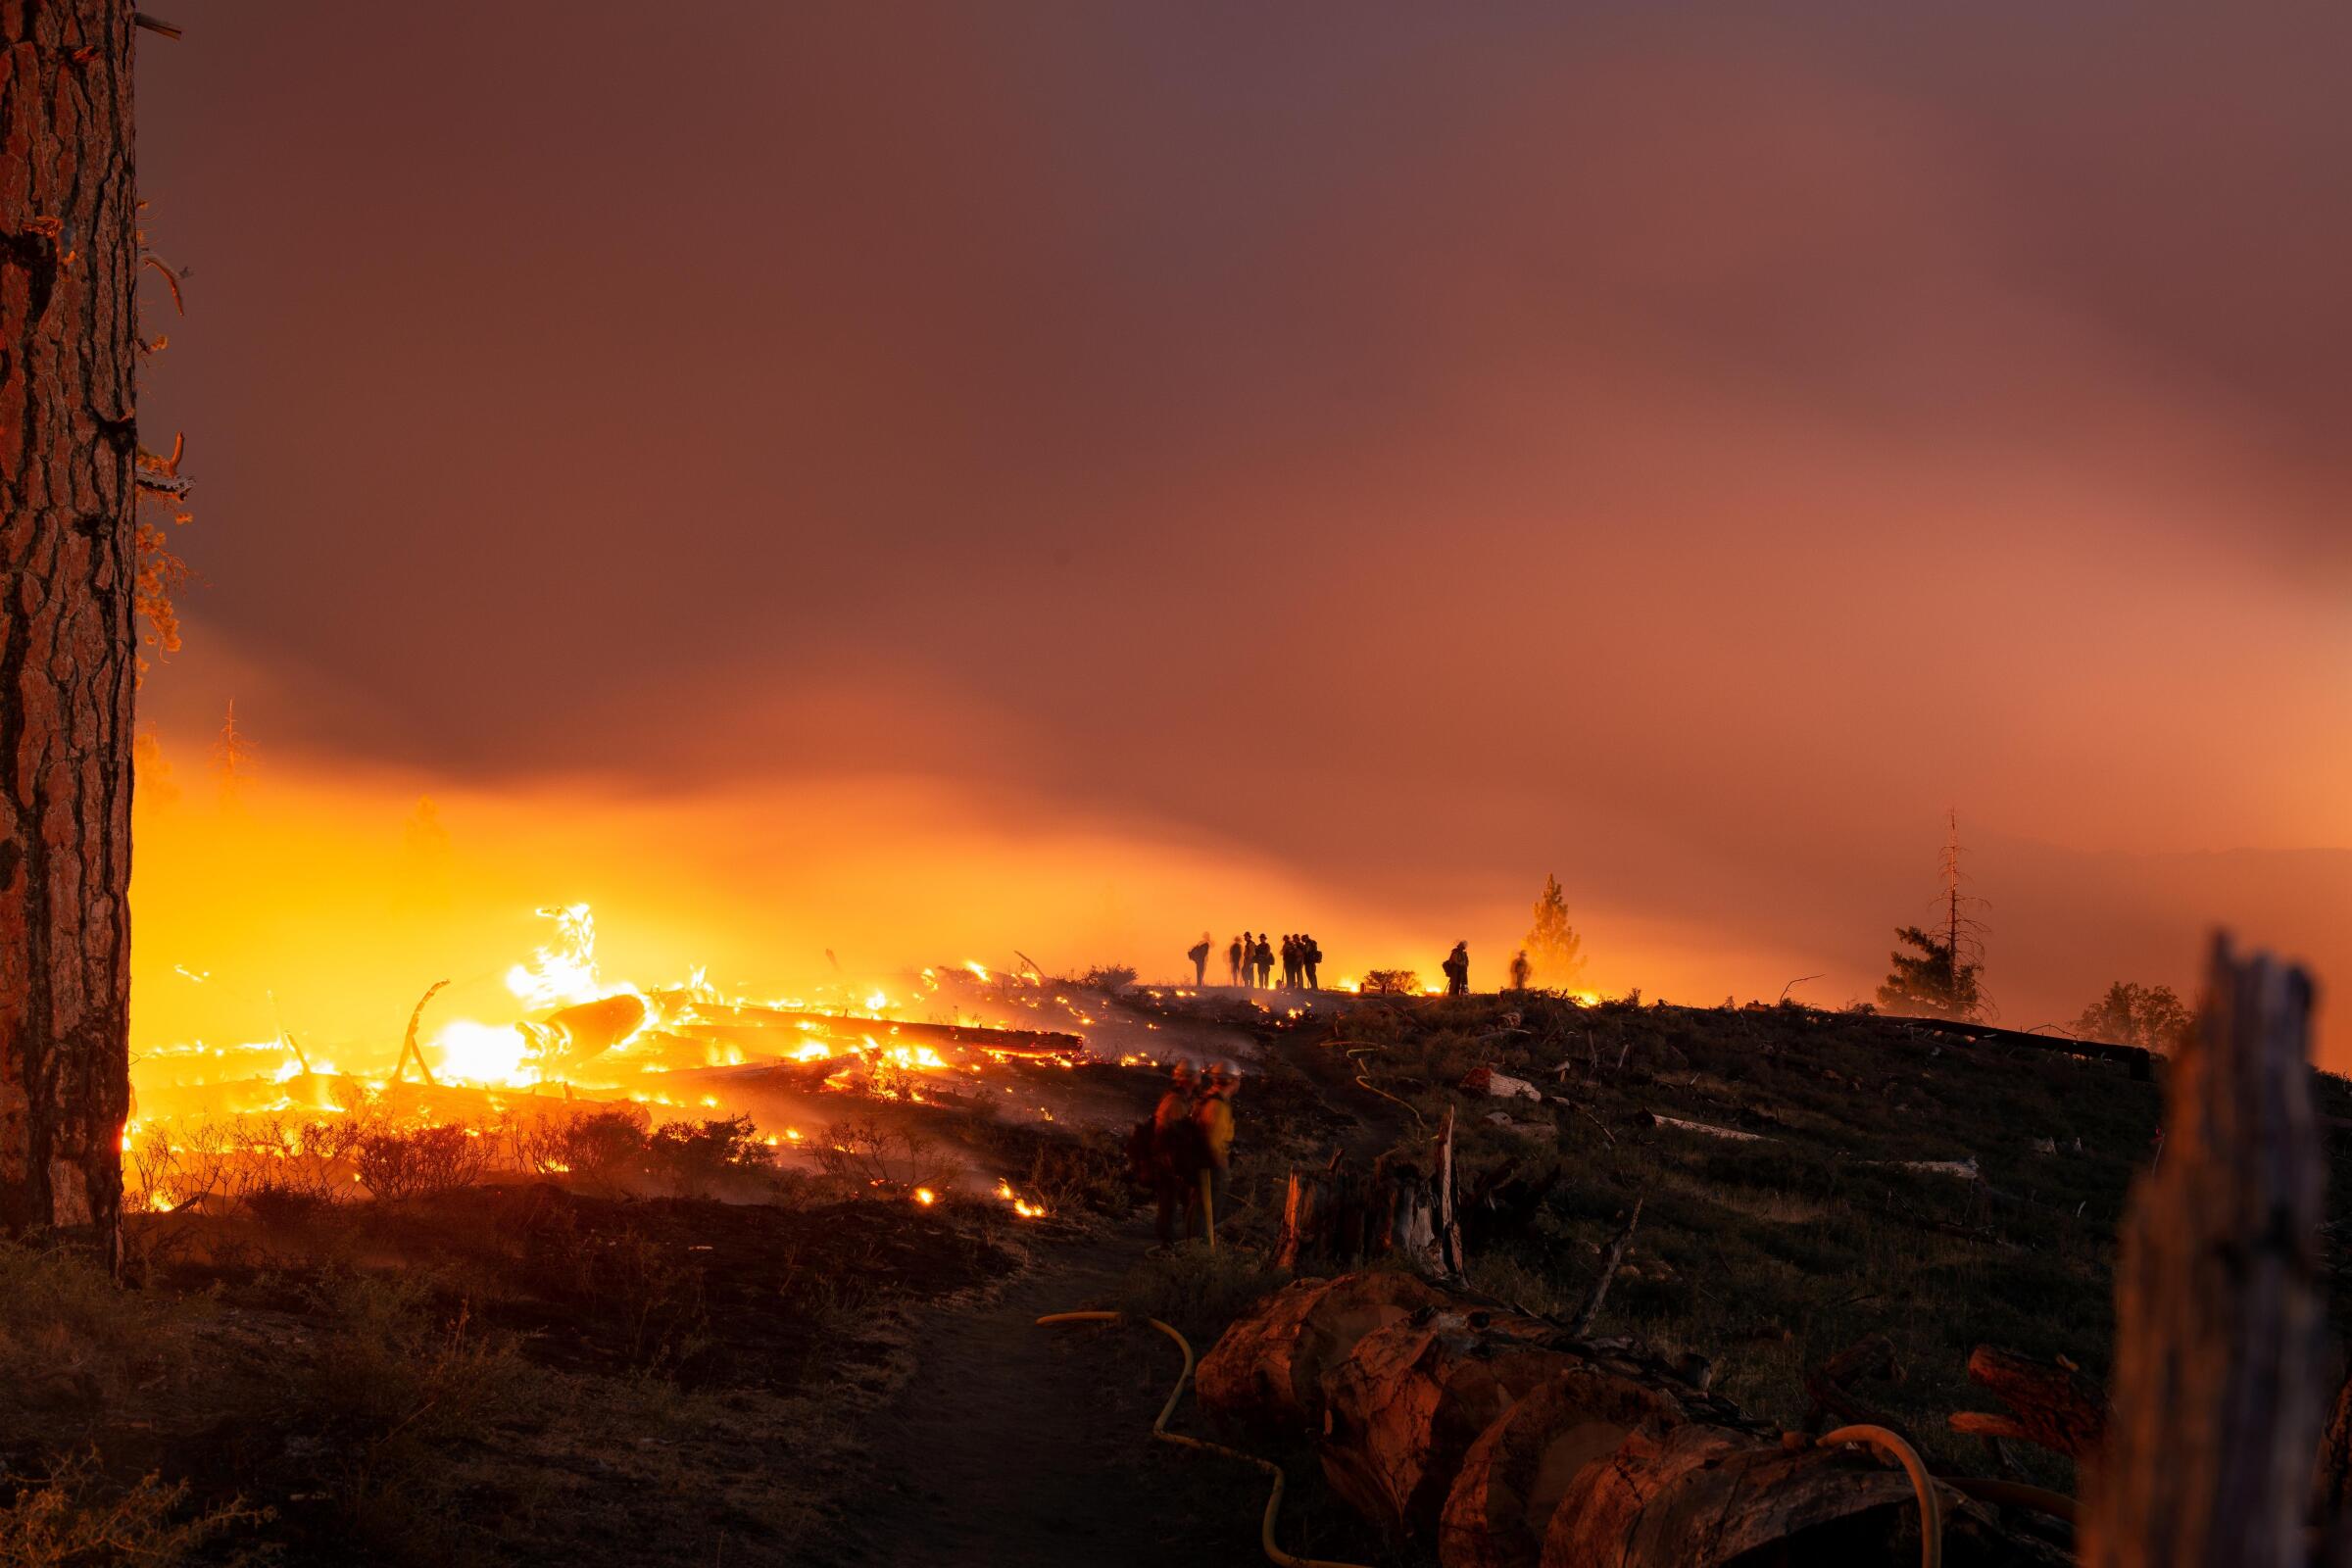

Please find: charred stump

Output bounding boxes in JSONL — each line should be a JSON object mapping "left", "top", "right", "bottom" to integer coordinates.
{"left": 2081, "top": 936, "right": 2323, "bottom": 1568}
{"left": 1, "top": 0, "right": 141, "bottom": 1265}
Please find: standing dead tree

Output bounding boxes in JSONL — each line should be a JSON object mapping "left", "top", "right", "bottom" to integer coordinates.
{"left": 1, "top": 0, "right": 145, "bottom": 1264}
{"left": 2081, "top": 935, "right": 2322, "bottom": 1568}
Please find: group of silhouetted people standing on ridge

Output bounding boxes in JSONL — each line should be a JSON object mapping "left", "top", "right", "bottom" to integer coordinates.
{"left": 1183, "top": 930, "right": 1474, "bottom": 996}
{"left": 1187, "top": 930, "right": 1323, "bottom": 990}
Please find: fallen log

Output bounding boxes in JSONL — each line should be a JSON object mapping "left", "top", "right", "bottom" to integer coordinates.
{"left": 1437, "top": 1364, "right": 1690, "bottom": 1568}
{"left": 1644, "top": 1111, "right": 1770, "bottom": 1142}
{"left": 1541, "top": 1423, "right": 1997, "bottom": 1567}
{"left": 1321, "top": 1310, "right": 1580, "bottom": 1536}
{"left": 1193, "top": 1271, "right": 1447, "bottom": 1436}
{"left": 1948, "top": 1346, "right": 2108, "bottom": 1463}
{"left": 1880, "top": 1012, "right": 2154, "bottom": 1081}
{"left": 653, "top": 998, "right": 1086, "bottom": 1058}
{"left": 533, "top": 992, "right": 650, "bottom": 1064}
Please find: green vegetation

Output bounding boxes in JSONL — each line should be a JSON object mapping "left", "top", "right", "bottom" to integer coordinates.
{"left": 2073, "top": 981, "right": 2194, "bottom": 1050}
{"left": 1877, "top": 925, "right": 1984, "bottom": 1018}
{"left": 1523, "top": 873, "right": 1589, "bottom": 989}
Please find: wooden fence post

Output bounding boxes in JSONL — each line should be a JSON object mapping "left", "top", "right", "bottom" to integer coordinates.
{"left": 2081, "top": 934, "right": 2322, "bottom": 1568}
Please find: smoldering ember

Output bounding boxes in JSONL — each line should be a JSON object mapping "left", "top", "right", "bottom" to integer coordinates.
{"left": 3, "top": 6, "right": 2348, "bottom": 1568}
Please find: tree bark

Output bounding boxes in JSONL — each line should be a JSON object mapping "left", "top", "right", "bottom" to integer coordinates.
{"left": 2080, "top": 936, "right": 2322, "bottom": 1568}
{"left": 1, "top": 0, "right": 139, "bottom": 1264}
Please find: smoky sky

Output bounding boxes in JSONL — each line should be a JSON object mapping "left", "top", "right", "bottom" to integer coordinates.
{"left": 131, "top": 4, "right": 2350, "bottom": 1046}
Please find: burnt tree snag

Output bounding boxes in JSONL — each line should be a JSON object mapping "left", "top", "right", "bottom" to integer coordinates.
{"left": 1, "top": 0, "right": 141, "bottom": 1264}
{"left": 2081, "top": 936, "right": 2321, "bottom": 1568}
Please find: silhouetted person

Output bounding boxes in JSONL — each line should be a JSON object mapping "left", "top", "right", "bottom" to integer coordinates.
{"left": 1443, "top": 940, "right": 1470, "bottom": 997}
{"left": 1226, "top": 934, "right": 1244, "bottom": 987}
{"left": 1149, "top": 1064, "right": 1204, "bottom": 1247}
{"left": 1188, "top": 932, "right": 1211, "bottom": 986}
{"left": 1253, "top": 933, "right": 1274, "bottom": 988}
{"left": 1508, "top": 949, "right": 1532, "bottom": 991}
{"left": 1191, "top": 1065, "right": 1237, "bottom": 1240}
{"left": 1280, "top": 934, "right": 1298, "bottom": 989}
{"left": 1302, "top": 933, "right": 1322, "bottom": 990}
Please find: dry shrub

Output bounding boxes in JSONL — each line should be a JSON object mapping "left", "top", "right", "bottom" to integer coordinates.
{"left": 0, "top": 1453, "right": 269, "bottom": 1568}
{"left": 355, "top": 1124, "right": 492, "bottom": 1200}
{"left": 1019, "top": 1133, "right": 1131, "bottom": 1219}
{"left": 524, "top": 1213, "right": 709, "bottom": 1371}
{"left": 510, "top": 1103, "right": 654, "bottom": 1194}
{"left": 812, "top": 1115, "right": 957, "bottom": 1193}
{"left": 0, "top": 1242, "right": 203, "bottom": 1432}
{"left": 647, "top": 1114, "right": 774, "bottom": 1198}
{"left": 1362, "top": 969, "right": 1422, "bottom": 996}
{"left": 1113, "top": 1243, "right": 1288, "bottom": 1344}
{"left": 295, "top": 1272, "right": 538, "bottom": 1557}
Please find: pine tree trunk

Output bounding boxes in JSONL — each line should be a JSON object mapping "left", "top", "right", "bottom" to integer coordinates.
{"left": 0, "top": 0, "right": 139, "bottom": 1264}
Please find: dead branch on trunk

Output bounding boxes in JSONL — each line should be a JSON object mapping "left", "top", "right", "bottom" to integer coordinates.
{"left": 388, "top": 980, "right": 450, "bottom": 1088}
{"left": 1572, "top": 1196, "right": 1642, "bottom": 1337}
{"left": 2080, "top": 934, "right": 2322, "bottom": 1568}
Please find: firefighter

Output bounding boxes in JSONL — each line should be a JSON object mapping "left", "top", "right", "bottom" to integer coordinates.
{"left": 1191, "top": 1064, "right": 1238, "bottom": 1243}
{"left": 1443, "top": 940, "right": 1470, "bottom": 997}
{"left": 1226, "top": 933, "right": 1245, "bottom": 987}
{"left": 1149, "top": 1063, "right": 1200, "bottom": 1248}
{"left": 1302, "top": 932, "right": 1323, "bottom": 991}
{"left": 1188, "top": 931, "right": 1211, "bottom": 986}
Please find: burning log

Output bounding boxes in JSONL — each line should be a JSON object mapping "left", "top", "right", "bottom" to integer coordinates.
{"left": 660, "top": 1000, "right": 1085, "bottom": 1059}
{"left": 1320, "top": 1309, "right": 1582, "bottom": 1536}
{"left": 1194, "top": 1271, "right": 1448, "bottom": 1436}
{"left": 535, "top": 992, "right": 650, "bottom": 1063}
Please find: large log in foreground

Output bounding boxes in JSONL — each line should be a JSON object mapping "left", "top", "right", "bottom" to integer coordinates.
{"left": 1320, "top": 1310, "right": 1581, "bottom": 1535}
{"left": 1197, "top": 1274, "right": 2053, "bottom": 1568}
{"left": 1438, "top": 1364, "right": 1693, "bottom": 1568}
{"left": 1193, "top": 1270, "right": 1446, "bottom": 1436}
{"left": 2082, "top": 937, "right": 2323, "bottom": 1568}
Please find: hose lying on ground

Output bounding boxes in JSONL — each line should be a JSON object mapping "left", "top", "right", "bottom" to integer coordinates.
{"left": 1041, "top": 1315, "right": 1957, "bottom": 1568}
{"left": 1818, "top": 1424, "right": 1945, "bottom": 1568}
{"left": 1037, "top": 1309, "right": 1372, "bottom": 1568}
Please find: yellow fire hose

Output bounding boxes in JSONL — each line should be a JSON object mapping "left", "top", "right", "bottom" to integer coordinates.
{"left": 1037, "top": 1310, "right": 1370, "bottom": 1568}
{"left": 1818, "top": 1424, "right": 1943, "bottom": 1568}
{"left": 1037, "top": 1316, "right": 1951, "bottom": 1568}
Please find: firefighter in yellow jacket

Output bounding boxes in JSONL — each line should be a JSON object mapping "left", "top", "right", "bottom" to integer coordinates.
{"left": 1191, "top": 1065, "right": 1237, "bottom": 1241}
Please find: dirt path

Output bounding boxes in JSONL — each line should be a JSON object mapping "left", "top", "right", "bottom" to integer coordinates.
{"left": 795, "top": 1223, "right": 1268, "bottom": 1568}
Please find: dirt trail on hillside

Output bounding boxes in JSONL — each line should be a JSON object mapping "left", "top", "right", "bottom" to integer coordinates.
{"left": 795, "top": 1225, "right": 1268, "bottom": 1568}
